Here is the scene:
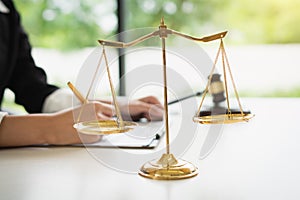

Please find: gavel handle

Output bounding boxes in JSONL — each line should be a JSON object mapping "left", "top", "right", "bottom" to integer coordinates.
{"left": 168, "top": 91, "right": 203, "bottom": 105}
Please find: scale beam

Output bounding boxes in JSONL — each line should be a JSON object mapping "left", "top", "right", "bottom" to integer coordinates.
{"left": 98, "top": 25, "right": 227, "bottom": 48}
{"left": 171, "top": 30, "right": 227, "bottom": 42}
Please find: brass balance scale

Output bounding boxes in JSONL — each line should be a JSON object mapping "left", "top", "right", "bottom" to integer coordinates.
{"left": 72, "top": 18, "right": 254, "bottom": 180}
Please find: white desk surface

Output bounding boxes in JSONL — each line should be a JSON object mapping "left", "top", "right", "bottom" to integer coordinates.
{"left": 0, "top": 98, "right": 300, "bottom": 200}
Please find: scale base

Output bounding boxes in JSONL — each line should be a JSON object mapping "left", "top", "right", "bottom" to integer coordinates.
{"left": 139, "top": 153, "right": 198, "bottom": 180}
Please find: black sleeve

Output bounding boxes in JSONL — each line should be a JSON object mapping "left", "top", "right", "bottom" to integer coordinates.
{"left": 5, "top": 0, "right": 58, "bottom": 113}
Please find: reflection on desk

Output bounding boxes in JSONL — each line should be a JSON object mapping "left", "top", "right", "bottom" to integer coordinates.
{"left": 0, "top": 98, "right": 299, "bottom": 200}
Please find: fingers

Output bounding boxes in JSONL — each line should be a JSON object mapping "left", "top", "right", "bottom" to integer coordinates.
{"left": 137, "top": 96, "right": 164, "bottom": 121}
{"left": 139, "top": 96, "right": 164, "bottom": 109}
{"left": 94, "top": 102, "right": 114, "bottom": 119}
{"left": 126, "top": 101, "right": 164, "bottom": 121}
{"left": 96, "top": 112, "right": 112, "bottom": 120}
{"left": 142, "top": 103, "right": 164, "bottom": 121}
{"left": 74, "top": 96, "right": 163, "bottom": 122}
{"left": 73, "top": 102, "right": 115, "bottom": 122}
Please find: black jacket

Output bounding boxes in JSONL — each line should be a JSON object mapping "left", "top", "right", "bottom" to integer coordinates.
{"left": 0, "top": 0, "right": 58, "bottom": 113}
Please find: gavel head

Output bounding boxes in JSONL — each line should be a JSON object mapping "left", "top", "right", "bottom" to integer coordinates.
{"left": 208, "top": 74, "right": 226, "bottom": 104}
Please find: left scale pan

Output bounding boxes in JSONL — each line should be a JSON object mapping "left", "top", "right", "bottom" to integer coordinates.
{"left": 74, "top": 120, "right": 137, "bottom": 135}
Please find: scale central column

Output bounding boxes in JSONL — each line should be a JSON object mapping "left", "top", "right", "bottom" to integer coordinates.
{"left": 138, "top": 18, "right": 198, "bottom": 180}
{"left": 161, "top": 34, "right": 170, "bottom": 155}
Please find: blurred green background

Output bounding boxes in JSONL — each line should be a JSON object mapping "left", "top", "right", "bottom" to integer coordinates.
{"left": 14, "top": 0, "right": 300, "bottom": 49}
{"left": 3, "top": 0, "right": 300, "bottom": 113}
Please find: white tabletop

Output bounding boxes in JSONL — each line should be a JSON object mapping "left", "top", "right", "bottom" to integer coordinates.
{"left": 0, "top": 98, "right": 299, "bottom": 200}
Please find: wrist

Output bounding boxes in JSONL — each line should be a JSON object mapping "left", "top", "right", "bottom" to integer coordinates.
{"left": 42, "top": 113, "right": 60, "bottom": 144}
{"left": 24, "top": 114, "right": 53, "bottom": 145}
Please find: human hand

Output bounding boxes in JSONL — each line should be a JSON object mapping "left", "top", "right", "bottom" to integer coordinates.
{"left": 119, "top": 96, "right": 164, "bottom": 121}
{"left": 47, "top": 102, "right": 115, "bottom": 145}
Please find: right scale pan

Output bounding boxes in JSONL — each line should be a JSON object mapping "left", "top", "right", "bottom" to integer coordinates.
{"left": 193, "top": 107, "right": 254, "bottom": 124}
{"left": 194, "top": 38, "right": 254, "bottom": 125}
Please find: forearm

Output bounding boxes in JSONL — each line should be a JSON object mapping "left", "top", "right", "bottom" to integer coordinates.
{"left": 0, "top": 114, "right": 51, "bottom": 147}
{"left": 0, "top": 103, "right": 107, "bottom": 147}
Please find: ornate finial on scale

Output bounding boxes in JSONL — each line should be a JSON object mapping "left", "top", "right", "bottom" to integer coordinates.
{"left": 160, "top": 16, "right": 165, "bottom": 25}
{"left": 160, "top": 16, "right": 167, "bottom": 28}
{"left": 159, "top": 17, "right": 169, "bottom": 38}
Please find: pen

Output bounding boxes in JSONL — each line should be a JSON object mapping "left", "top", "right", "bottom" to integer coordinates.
{"left": 67, "top": 81, "right": 88, "bottom": 104}
{"left": 168, "top": 91, "right": 203, "bottom": 105}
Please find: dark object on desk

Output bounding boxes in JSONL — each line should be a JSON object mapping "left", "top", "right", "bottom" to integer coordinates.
{"left": 200, "top": 74, "right": 252, "bottom": 117}
{"left": 168, "top": 74, "right": 226, "bottom": 105}
{"left": 209, "top": 74, "right": 226, "bottom": 105}
{"left": 198, "top": 106, "right": 251, "bottom": 117}
{"left": 168, "top": 73, "right": 226, "bottom": 106}
{"left": 194, "top": 105, "right": 254, "bottom": 124}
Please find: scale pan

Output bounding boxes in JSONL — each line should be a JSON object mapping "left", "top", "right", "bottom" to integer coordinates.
{"left": 193, "top": 107, "right": 254, "bottom": 124}
{"left": 193, "top": 113, "right": 254, "bottom": 124}
{"left": 74, "top": 120, "right": 137, "bottom": 135}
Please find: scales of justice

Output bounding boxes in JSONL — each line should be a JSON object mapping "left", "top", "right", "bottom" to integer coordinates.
{"left": 73, "top": 17, "right": 254, "bottom": 180}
